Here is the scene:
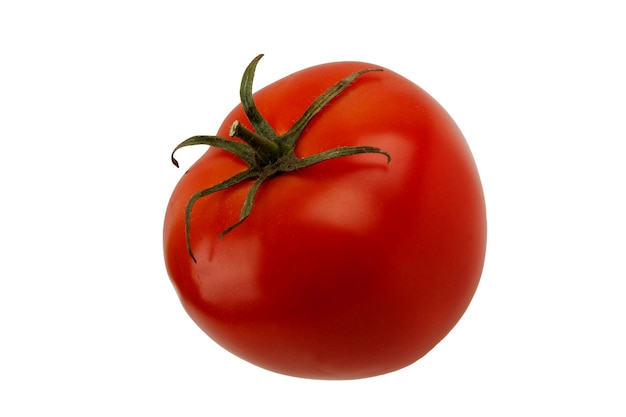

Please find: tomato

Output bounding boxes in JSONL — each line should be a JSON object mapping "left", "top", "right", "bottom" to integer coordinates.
{"left": 163, "top": 55, "right": 486, "bottom": 380}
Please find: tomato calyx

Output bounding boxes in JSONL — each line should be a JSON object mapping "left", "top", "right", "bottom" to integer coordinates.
{"left": 171, "top": 54, "right": 391, "bottom": 263}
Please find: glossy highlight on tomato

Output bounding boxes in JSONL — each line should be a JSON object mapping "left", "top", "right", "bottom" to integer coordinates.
{"left": 163, "top": 55, "right": 486, "bottom": 380}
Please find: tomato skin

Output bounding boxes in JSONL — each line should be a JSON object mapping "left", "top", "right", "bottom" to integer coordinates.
{"left": 163, "top": 61, "right": 486, "bottom": 379}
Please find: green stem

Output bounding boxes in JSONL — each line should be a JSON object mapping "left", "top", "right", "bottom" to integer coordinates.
{"left": 171, "top": 55, "right": 391, "bottom": 263}
{"left": 229, "top": 120, "right": 280, "bottom": 164}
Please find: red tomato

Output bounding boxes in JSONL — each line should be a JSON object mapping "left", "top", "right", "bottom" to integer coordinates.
{"left": 163, "top": 55, "right": 486, "bottom": 380}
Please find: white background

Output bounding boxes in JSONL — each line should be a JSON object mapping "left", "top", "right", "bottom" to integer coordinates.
{"left": 2, "top": 1, "right": 624, "bottom": 415}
